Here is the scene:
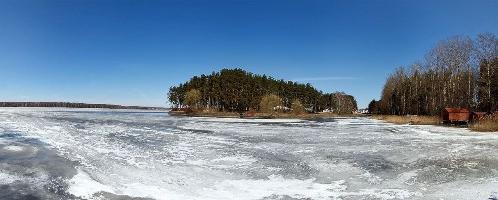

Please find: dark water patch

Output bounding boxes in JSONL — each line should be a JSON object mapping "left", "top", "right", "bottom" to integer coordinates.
{"left": 0, "top": 144, "right": 38, "bottom": 161}
{"left": 473, "top": 142, "right": 498, "bottom": 149}
{"left": 43, "top": 116, "right": 123, "bottom": 126}
{"left": 192, "top": 120, "right": 311, "bottom": 129}
{"left": 377, "top": 139, "right": 412, "bottom": 146}
{"left": 327, "top": 152, "right": 399, "bottom": 173}
{"left": 261, "top": 194, "right": 309, "bottom": 200}
{"left": 0, "top": 184, "right": 43, "bottom": 200}
{"left": 0, "top": 132, "right": 24, "bottom": 140}
{"left": 235, "top": 135, "right": 293, "bottom": 145}
{"left": 308, "top": 118, "right": 337, "bottom": 123}
{"left": 53, "top": 117, "right": 129, "bottom": 127}
{"left": 49, "top": 110, "right": 167, "bottom": 115}
{"left": 44, "top": 114, "right": 177, "bottom": 132}
{"left": 93, "top": 192, "right": 155, "bottom": 200}
{"left": 354, "top": 155, "right": 396, "bottom": 172}
{"left": 256, "top": 122, "right": 313, "bottom": 127}
{"left": 413, "top": 157, "right": 498, "bottom": 184}
{"left": 0, "top": 136, "right": 79, "bottom": 199}
{"left": 264, "top": 122, "right": 321, "bottom": 128}
{"left": 250, "top": 150, "right": 317, "bottom": 179}
{"left": 106, "top": 131, "right": 178, "bottom": 149}
{"left": 177, "top": 127, "right": 214, "bottom": 134}
{"left": 383, "top": 127, "right": 401, "bottom": 133}
{"left": 194, "top": 120, "right": 262, "bottom": 125}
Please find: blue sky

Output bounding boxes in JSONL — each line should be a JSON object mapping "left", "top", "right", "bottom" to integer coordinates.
{"left": 1, "top": 0, "right": 497, "bottom": 107}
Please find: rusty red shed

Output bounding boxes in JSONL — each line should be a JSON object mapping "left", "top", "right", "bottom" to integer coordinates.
{"left": 441, "top": 108, "right": 470, "bottom": 123}
{"left": 471, "top": 111, "right": 488, "bottom": 122}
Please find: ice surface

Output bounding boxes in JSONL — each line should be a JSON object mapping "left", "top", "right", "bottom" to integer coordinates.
{"left": 0, "top": 108, "right": 498, "bottom": 199}
{"left": 0, "top": 171, "right": 20, "bottom": 184}
{"left": 2, "top": 145, "right": 24, "bottom": 152}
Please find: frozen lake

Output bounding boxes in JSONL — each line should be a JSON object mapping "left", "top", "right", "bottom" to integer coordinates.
{"left": 1, "top": 108, "right": 498, "bottom": 200}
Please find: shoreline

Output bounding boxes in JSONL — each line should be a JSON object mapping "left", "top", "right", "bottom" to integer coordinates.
{"left": 370, "top": 114, "right": 498, "bottom": 132}
{"left": 168, "top": 110, "right": 365, "bottom": 120}
{"left": 369, "top": 115, "right": 440, "bottom": 125}
{"left": 0, "top": 102, "right": 167, "bottom": 110}
{"left": 0, "top": 107, "right": 169, "bottom": 113}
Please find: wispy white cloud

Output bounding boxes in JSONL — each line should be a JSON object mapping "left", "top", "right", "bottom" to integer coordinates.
{"left": 292, "top": 76, "right": 359, "bottom": 82}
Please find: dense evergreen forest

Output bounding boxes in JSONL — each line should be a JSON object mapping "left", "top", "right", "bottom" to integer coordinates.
{"left": 370, "top": 33, "right": 498, "bottom": 115}
{"left": 168, "top": 69, "right": 357, "bottom": 113}
{"left": 0, "top": 102, "right": 163, "bottom": 110}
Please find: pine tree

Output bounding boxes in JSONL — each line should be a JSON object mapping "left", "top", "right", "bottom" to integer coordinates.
{"left": 368, "top": 99, "right": 379, "bottom": 114}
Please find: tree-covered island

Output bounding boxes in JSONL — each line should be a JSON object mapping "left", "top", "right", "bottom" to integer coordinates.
{"left": 168, "top": 68, "right": 357, "bottom": 117}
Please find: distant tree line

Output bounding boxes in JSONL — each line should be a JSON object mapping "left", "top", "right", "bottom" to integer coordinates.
{"left": 168, "top": 68, "right": 357, "bottom": 113}
{"left": 371, "top": 33, "right": 498, "bottom": 115}
{"left": 0, "top": 102, "right": 163, "bottom": 110}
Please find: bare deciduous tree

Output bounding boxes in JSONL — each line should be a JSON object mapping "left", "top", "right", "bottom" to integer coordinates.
{"left": 379, "top": 33, "right": 498, "bottom": 115}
